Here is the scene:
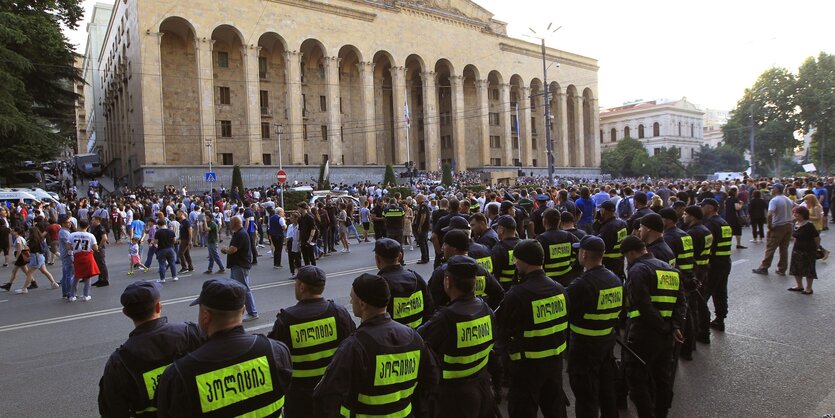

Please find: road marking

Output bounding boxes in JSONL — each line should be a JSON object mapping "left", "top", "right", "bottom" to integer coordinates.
{"left": 0, "top": 300, "right": 7, "bottom": 303}
{"left": 0, "top": 260, "right": 402, "bottom": 333}
{"left": 732, "top": 258, "right": 749, "bottom": 265}
{"left": 245, "top": 323, "right": 275, "bottom": 332}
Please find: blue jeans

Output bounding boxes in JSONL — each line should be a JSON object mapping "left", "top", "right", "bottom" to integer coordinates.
{"left": 230, "top": 266, "right": 257, "bottom": 316}
{"left": 156, "top": 247, "right": 177, "bottom": 280}
{"left": 347, "top": 224, "right": 361, "bottom": 241}
{"left": 173, "top": 243, "right": 180, "bottom": 263}
{"left": 144, "top": 245, "right": 157, "bottom": 268}
{"left": 70, "top": 275, "right": 91, "bottom": 298}
{"left": 207, "top": 242, "right": 224, "bottom": 271}
{"left": 60, "top": 257, "right": 74, "bottom": 297}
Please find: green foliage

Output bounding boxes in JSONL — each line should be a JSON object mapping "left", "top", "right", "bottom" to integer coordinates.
{"left": 688, "top": 144, "right": 748, "bottom": 176}
{"left": 0, "top": 1, "right": 83, "bottom": 174}
{"left": 600, "top": 137, "right": 650, "bottom": 177}
{"left": 231, "top": 165, "right": 243, "bottom": 196}
{"left": 282, "top": 190, "right": 309, "bottom": 210}
{"left": 317, "top": 162, "right": 330, "bottom": 190}
{"left": 383, "top": 164, "right": 397, "bottom": 187}
{"left": 387, "top": 187, "right": 412, "bottom": 199}
{"left": 442, "top": 163, "right": 453, "bottom": 186}
{"left": 797, "top": 52, "right": 835, "bottom": 175}
{"left": 723, "top": 67, "right": 801, "bottom": 176}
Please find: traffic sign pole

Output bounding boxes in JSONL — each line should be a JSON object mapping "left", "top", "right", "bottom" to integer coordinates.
{"left": 276, "top": 169, "right": 287, "bottom": 209}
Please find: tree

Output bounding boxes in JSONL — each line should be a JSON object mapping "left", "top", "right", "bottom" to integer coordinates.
{"left": 231, "top": 165, "right": 243, "bottom": 196}
{"left": 0, "top": 1, "right": 83, "bottom": 175}
{"left": 688, "top": 144, "right": 749, "bottom": 176}
{"left": 723, "top": 67, "right": 801, "bottom": 176}
{"left": 797, "top": 52, "right": 835, "bottom": 175}
{"left": 600, "top": 137, "right": 650, "bottom": 177}
{"left": 649, "top": 146, "right": 686, "bottom": 178}
{"left": 442, "top": 163, "right": 453, "bottom": 187}
{"left": 383, "top": 164, "right": 397, "bottom": 186}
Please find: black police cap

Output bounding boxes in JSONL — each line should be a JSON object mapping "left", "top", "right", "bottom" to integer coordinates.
{"left": 121, "top": 281, "right": 161, "bottom": 315}
{"left": 373, "top": 238, "right": 402, "bottom": 259}
{"left": 190, "top": 278, "right": 246, "bottom": 311}
{"left": 446, "top": 255, "right": 479, "bottom": 279}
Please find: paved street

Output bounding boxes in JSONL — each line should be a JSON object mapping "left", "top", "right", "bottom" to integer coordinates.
{"left": 1, "top": 234, "right": 834, "bottom": 417}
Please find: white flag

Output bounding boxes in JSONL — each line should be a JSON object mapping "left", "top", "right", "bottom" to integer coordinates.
{"left": 324, "top": 159, "right": 330, "bottom": 180}
{"left": 404, "top": 89, "right": 411, "bottom": 129}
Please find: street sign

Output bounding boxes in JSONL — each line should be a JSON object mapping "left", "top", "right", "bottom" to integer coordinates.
{"left": 276, "top": 170, "right": 287, "bottom": 183}
{"left": 205, "top": 172, "right": 217, "bottom": 182}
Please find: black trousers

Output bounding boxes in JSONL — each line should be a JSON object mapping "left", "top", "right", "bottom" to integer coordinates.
{"left": 623, "top": 329, "right": 675, "bottom": 418}
{"left": 93, "top": 248, "right": 108, "bottom": 282}
{"left": 415, "top": 230, "right": 430, "bottom": 262}
{"left": 693, "top": 267, "right": 711, "bottom": 339}
{"left": 300, "top": 242, "right": 316, "bottom": 266}
{"left": 178, "top": 243, "right": 193, "bottom": 270}
{"left": 751, "top": 220, "right": 765, "bottom": 240}
{"left": 284, "top": 386, "right": 314, "bottom": 418}
{"left": 373, "top": 222, "right": 386, "bottom": 240}
{"left": 568, "top": 339, "right": 619, "bottom": 418}
{"left": 270, "top": 234, "right": 284, "bottom": 267}
{"left": 248, "top": 231, "right": 258, "bottom": 264}
{"left": 288, "top": 251, "right": 302, "bottom": 274}
{"left": 507, "top": 359, "right": 566, "bottom": 418}
{"left": 706, "top": 260, "right": 731, "bottom": 320}
{"left": 433, "top": 375, "right": 497, "bottom": 418}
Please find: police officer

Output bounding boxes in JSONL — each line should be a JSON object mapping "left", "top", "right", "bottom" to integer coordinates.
{"left": 625, "top": 192, "right": 652, "bottom": 234}
{"left": 672, "top": 201, "right": 687, "bottom": 230}
{"left": 595, "top": 201, "right": 628, "bottom": 280}
{"left": 700, "top": 198, "right": 733, "bottom": 332}
{"left": 418, "top": 256, "right": 498, "bottom": 418}
{"left": 638, "top": 213, "right": 675, "bottom": 265}
{"left": 313, "top": 273, "right": 439, "bottom": 417}
{"left": 659, "top": 208, "right": 698, "bottom": 360}
{"left": 156, "top": 279, "right": 292, "bottom": 417}
{"left": 98, "top": 281, "right": 204, "bottom": 417}
{"left": 374, "top": 238, "right": 435, "bottom": 329}
{"left": 620, "top": 236, "right": 686, "bottom": 418}
{"left": 428, "top": 230, "right": 504, "bottom": 309}
{"left": 496, "top": 239, "right": 568, "bottom": 418}
{"left": 682, "top": 205, "right": 713, "bottom": 345}
{"left": 267, "top": 266, "right": 356, "bottom": 417}
{"left": 531, "top": 193, "right": 551, "bottom": 236}
{"left": 491, "top": 215, "right": 521, "bottom": 290}
{"left": 442, "top": 216, "right": 493, "bottom": 273}
{"left": 517, "top": 190, "right": 535, "bottom": 238}
{"left": 560, "top": 211, "right": 587, "bottom": 241}
{"left": 470, "top": 213, "right": 499, "bottom": 250}
{"left": 384, "top": 197, "right": 406, "bottom": 248}
{"left": 536, "top": 208, "right": 580, "bottom": 287}
{"left": 566, "top": 236, "right": 621, "bottom": 418}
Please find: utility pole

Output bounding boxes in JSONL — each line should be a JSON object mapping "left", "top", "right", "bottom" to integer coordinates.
{"left": 515, "top": 102, "right": 522, "bottom": 168}
{"left": 206, "top": 139, "right": 213, "bottom": 191}
{"left": 541, "top": 39, "right": 555, "bottom": 183}
{"left": 749, "top": 104, "right": 755, "bottom": 177}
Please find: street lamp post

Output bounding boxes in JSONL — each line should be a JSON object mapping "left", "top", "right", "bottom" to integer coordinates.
{"left": 206, "top": 139, "right": 213, "bottom": 191}
{"left": 749, "top": 104, "right": 755, "bottom": 177}
{"left": 527, "top": 24, "right": 561, "bottom": 185}
{"left": 275, "top": 123, "right": 284, "bottom": 208}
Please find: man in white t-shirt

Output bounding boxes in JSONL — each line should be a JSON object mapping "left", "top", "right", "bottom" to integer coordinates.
{"left": 753, "top": 183, "right": 795, "bottom": 275}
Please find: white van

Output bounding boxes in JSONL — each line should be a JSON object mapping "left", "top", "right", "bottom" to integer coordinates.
{"left": 0, "top": 191, "right": 41, "bottom": 206}
{"left": 0, "top": 188, "right": 59, "bottom": 205}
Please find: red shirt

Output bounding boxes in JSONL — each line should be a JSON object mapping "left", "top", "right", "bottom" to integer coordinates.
{"left": 46, "top": 223, "right": 60, "bottom": 241}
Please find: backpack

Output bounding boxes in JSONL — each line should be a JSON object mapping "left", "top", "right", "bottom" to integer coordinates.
{"left": 617, "top": 196, "right": 633, "bottom": 220}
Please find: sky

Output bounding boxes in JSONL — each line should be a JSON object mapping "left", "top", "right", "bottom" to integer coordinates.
{"left": 63, "top": 0, "right": 834, "bottom": 111}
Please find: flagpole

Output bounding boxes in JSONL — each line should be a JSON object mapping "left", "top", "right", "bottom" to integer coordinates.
{"left": 405, "top": 88, "right": 412, "bottom": 185}
{"left": 515, "top": 102, "right": 522, "bottom": 167}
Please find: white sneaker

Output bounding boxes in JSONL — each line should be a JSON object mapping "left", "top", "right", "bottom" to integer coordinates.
{"left": 156, "top": 279, "right": 166, "bottom": 283}
{"left": 50, "top": 283, "right": 60, "bottom": 289}
{"left": 172, "top": 277, "right": 179, "bottom": 282}
{"left": 14, "top": 288, "right": 28, "bottom": 294}
{"left": 341, "top": 249, "right": 349, "bottom": 253}
{"left": 243, "top": 313, "right": 260, "bottom": 322}
{"left": 82, "top": 296, "right": 92, "bottom": 302}
{"left": 68, "top": 296, "right": 77, "bottom": 302}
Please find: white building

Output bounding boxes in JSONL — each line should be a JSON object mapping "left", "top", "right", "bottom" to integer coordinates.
{"left": 702, "top": 107, "right": 730, "bottom": 148}
{"left": 80, "top": 2, "right": 114, "bottom": 155}
{"left": 600, "top": 97, "right": 705, "bottom": 164}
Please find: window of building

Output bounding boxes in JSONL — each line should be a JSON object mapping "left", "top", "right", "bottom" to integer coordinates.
{"left": 303, "top": 124, "right": 308, "bottom": 140}
{"left": 441, "top": 135, "right": 451, "bottom": 149}
{"left": 258, "top": 56, "right": 267, "bottom": 79}
{"left": 304, "top": 154, "right": 309, "bottom": 165}
{"left": 610, "top": 128, "right": 617, "bottom": 142}
{"left": 511, "top": 118, "right": 518, "bottom": 133}
{"left": 490, "top": 135, "right": 501, "bottom": 148}
{"left": 220, "top": 120, "right": 232, "bottom": 138}
{"left": 490, "top": 157, "right": 502, "bottom": 166}
{"left": 218, "top": 87, "right": 231, "bottom": 105}
{"left": 532, "top": 139, "right": 537, "bottom": 150}
{"left": 531, "top": 117, "right": 537, "bottom": 134}
{"left": 261, "top": 122, "right": 270, "bottom": 139}
{"left": 512, "top": 136, "right": 519, "bottom": 149}
{"left": 532, "top": 158, "right": 538, "bottom": 166}
{"left": 302, "top": 94, "right": 306, "bottom": 110}
{"left": 600, "top": 130, "right": 604, "bottom": 143}
{"left": 260, "top": 90, "right": 269, "bottom": 114}
{"left": 530, "top": 98, "right": 536, "bottom": 110}
{"left": 321, "top": 125, "right": 328, "bottom": 141}
{"left": 341, "top": 126, "right": 344, "bottom": 142}
{"left": 653, "top": 122, "right": 660, "bottom": 137}
{"left": 654, "top": 148, "right": 661, "bottom": 156}
{"left": 220, "top": 153, "right": 233, "bottom": 165}
{"left": 638, "top": 124, "right": 645, "bottom": 139}
{"left": 262, "top": 153, "right": 271, "bottom": 165}
{"left": 340, "top": 97, "right": 343, "bottom": 113}
{"left": 489, "top": 113, "right": 500, "bottom": 126}
{"left": 513, "top": 158, "right": 520, "bottom": 166}
{"left": 691, "top": 124, "right": 695, "bottom": 137}
{"left": 318, "top": 64, "right": 325, "bottom": 80}
{"left": 491, "top": 89, "right": 499, "bottom": 101}
{"left": 217, "top": 51, "right": 229, "bottom": 68}
{"left": 624, "top": 126, "right": 631, "bottom": 139}
{"left": 678, "top": 122, "right": 682, "bottom": 136}
{"left": 322, "top": 154, "right": 329, "bottom": 163}
{"left": 320, "top": 96, "right": 327, "bottom": 112}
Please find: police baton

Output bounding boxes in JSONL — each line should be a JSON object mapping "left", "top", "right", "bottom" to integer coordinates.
{"left": 615, "top": 337, "right": 646, "bottom": 367}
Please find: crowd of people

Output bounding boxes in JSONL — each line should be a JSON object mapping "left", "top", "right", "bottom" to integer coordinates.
{"left": 1, "top": 172, "right": 831, "bottom": 417}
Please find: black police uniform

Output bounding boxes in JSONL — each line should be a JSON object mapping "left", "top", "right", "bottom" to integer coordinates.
{"left": 702, "top": 214, "right": 733, "bottom": 327}
{"left": 475, "top": 227, "right": 500, "bottom": 250}
{"left": 384, "top": 203, "right": 406, "bottom": 245}
{"left": 531, "top": 204, "right": 549, "bottom": 236}
{"left": 497, "top": 269, "right": 569, "bottom": 418}
{"left": 687, "top": 222, "right": 713, "bottom": 343}
{"left": 433, "top": 213, "right": 466, "bottom": 268}
{"left": 536, "top": 228, "right": 580, "bottom": 287}
{"left": 428, "top": 263, "right": 504, "bottom": 309}
{"left": 312, "top": 313, "right": 439, "bottom": 418}
{"left": 596, "top": 217, "right": 628, "bottom": 280}
{"left": 647, "top": 238, "right": 675, "bottom": 266}
{"left": 566, "top": 265, "right": 622, "bottom": 418}
{"left": 663, "top": 227, "right": 698, "bottom": 357}
{"left": 418, "top": 295, "right": 497, "bottom": 418}
{"left": 626, "top": 207, "right": 653, "bottom": 234}
{"left": 623, "top": 254, "right": 686, "bottom": 418}
{"left": 378, "top": 265, "right": 435, "bottom": 329}
{"left": 565, "top": 226, "right": 587, "bottom": 242}
{"left": 491, "top": 237, "right": 521, "bottom": 290}
{"left": 267, "top": 298, "right": 356, "bottom": 417}
{"left": 156, "top": 326, "right": 292, "bottom": 417}
{"left": 98, "top": 318, "right": 204, "bottom": 417}
{"left": 468, "top": 241, "right": 494, "bottom": 276}
{"left": 371, "top": 204, "right": 387, "bottom": 239}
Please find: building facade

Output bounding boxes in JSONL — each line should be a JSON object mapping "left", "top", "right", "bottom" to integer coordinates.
{"left": 95, "top": 0, "right": 600, "bottom": 186}
{"left": 80, "top": 2, "right": 114, "bottom": 157}
{"left": 702, "top": 107, "right": 729, "bottom": 148}
{"left": 599, "top": 98, "right": 705, "bottom": 164}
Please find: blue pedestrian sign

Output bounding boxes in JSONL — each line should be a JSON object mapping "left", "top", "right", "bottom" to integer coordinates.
{"left": 205, "top": 172, "right": 217, "bottom": 182}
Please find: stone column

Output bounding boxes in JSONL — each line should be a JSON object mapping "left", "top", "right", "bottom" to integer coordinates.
{"left": 323, "top": 56, "right": 342, "bottom": 163}
{"left": 422, "top": 71, "right": 440, "bottom": 170}
{"left": 195, "top": 38, "right": 216, "bottom": 165}
{"left": 591, "top": 98, "right": 601, "bottom": 167}
{"left": 390, "top": 66, "right": 407, "bottom": 164}
{"left": 450, "top": 75, "right": 467, "bottom": 170}
{"left": 476, "top": 79, "right": 491, "bottom": 166}
{"left": 145, "top": 31, "right": 166, "bottom": 164}
{"left": 284, "top": 51, "right": 304, "bottom": 164}
{"left": 357, "top": 61, "right": 377, "bottom": 164}
{"left": 242, "top": 45, "right": 263, "bottom": 164}
{"left": 556, "top": 90, "right": 569, "bottom": 167}
{"left": 519, "top": 86, "right": 532, "bottom": 167}
{"left": 499, "top": 83, "right": 512, "bottom": 166}
{"left": 573, "top": 94, "right": 585, "bottom": 167}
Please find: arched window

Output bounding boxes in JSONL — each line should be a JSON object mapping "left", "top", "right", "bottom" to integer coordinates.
{"left": 653, "top": 122, "right": 660, "bottom": 136}
{"left": 678, "top": 122, "right": 682, "bottom": 136}
{"left": 638, "top": 124, "right": 645, "bottom": 139}
{"left": 691, "top": 123, "right": 695, "bottom": 137}
{"left": 624, "top": 126, "right": 631, "bottom": 139}
{"left": 600, "top": 129, "right": 604, "bottom": 143}
{"left": 610, "top": 128, "right": 617, "bottom": 142}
